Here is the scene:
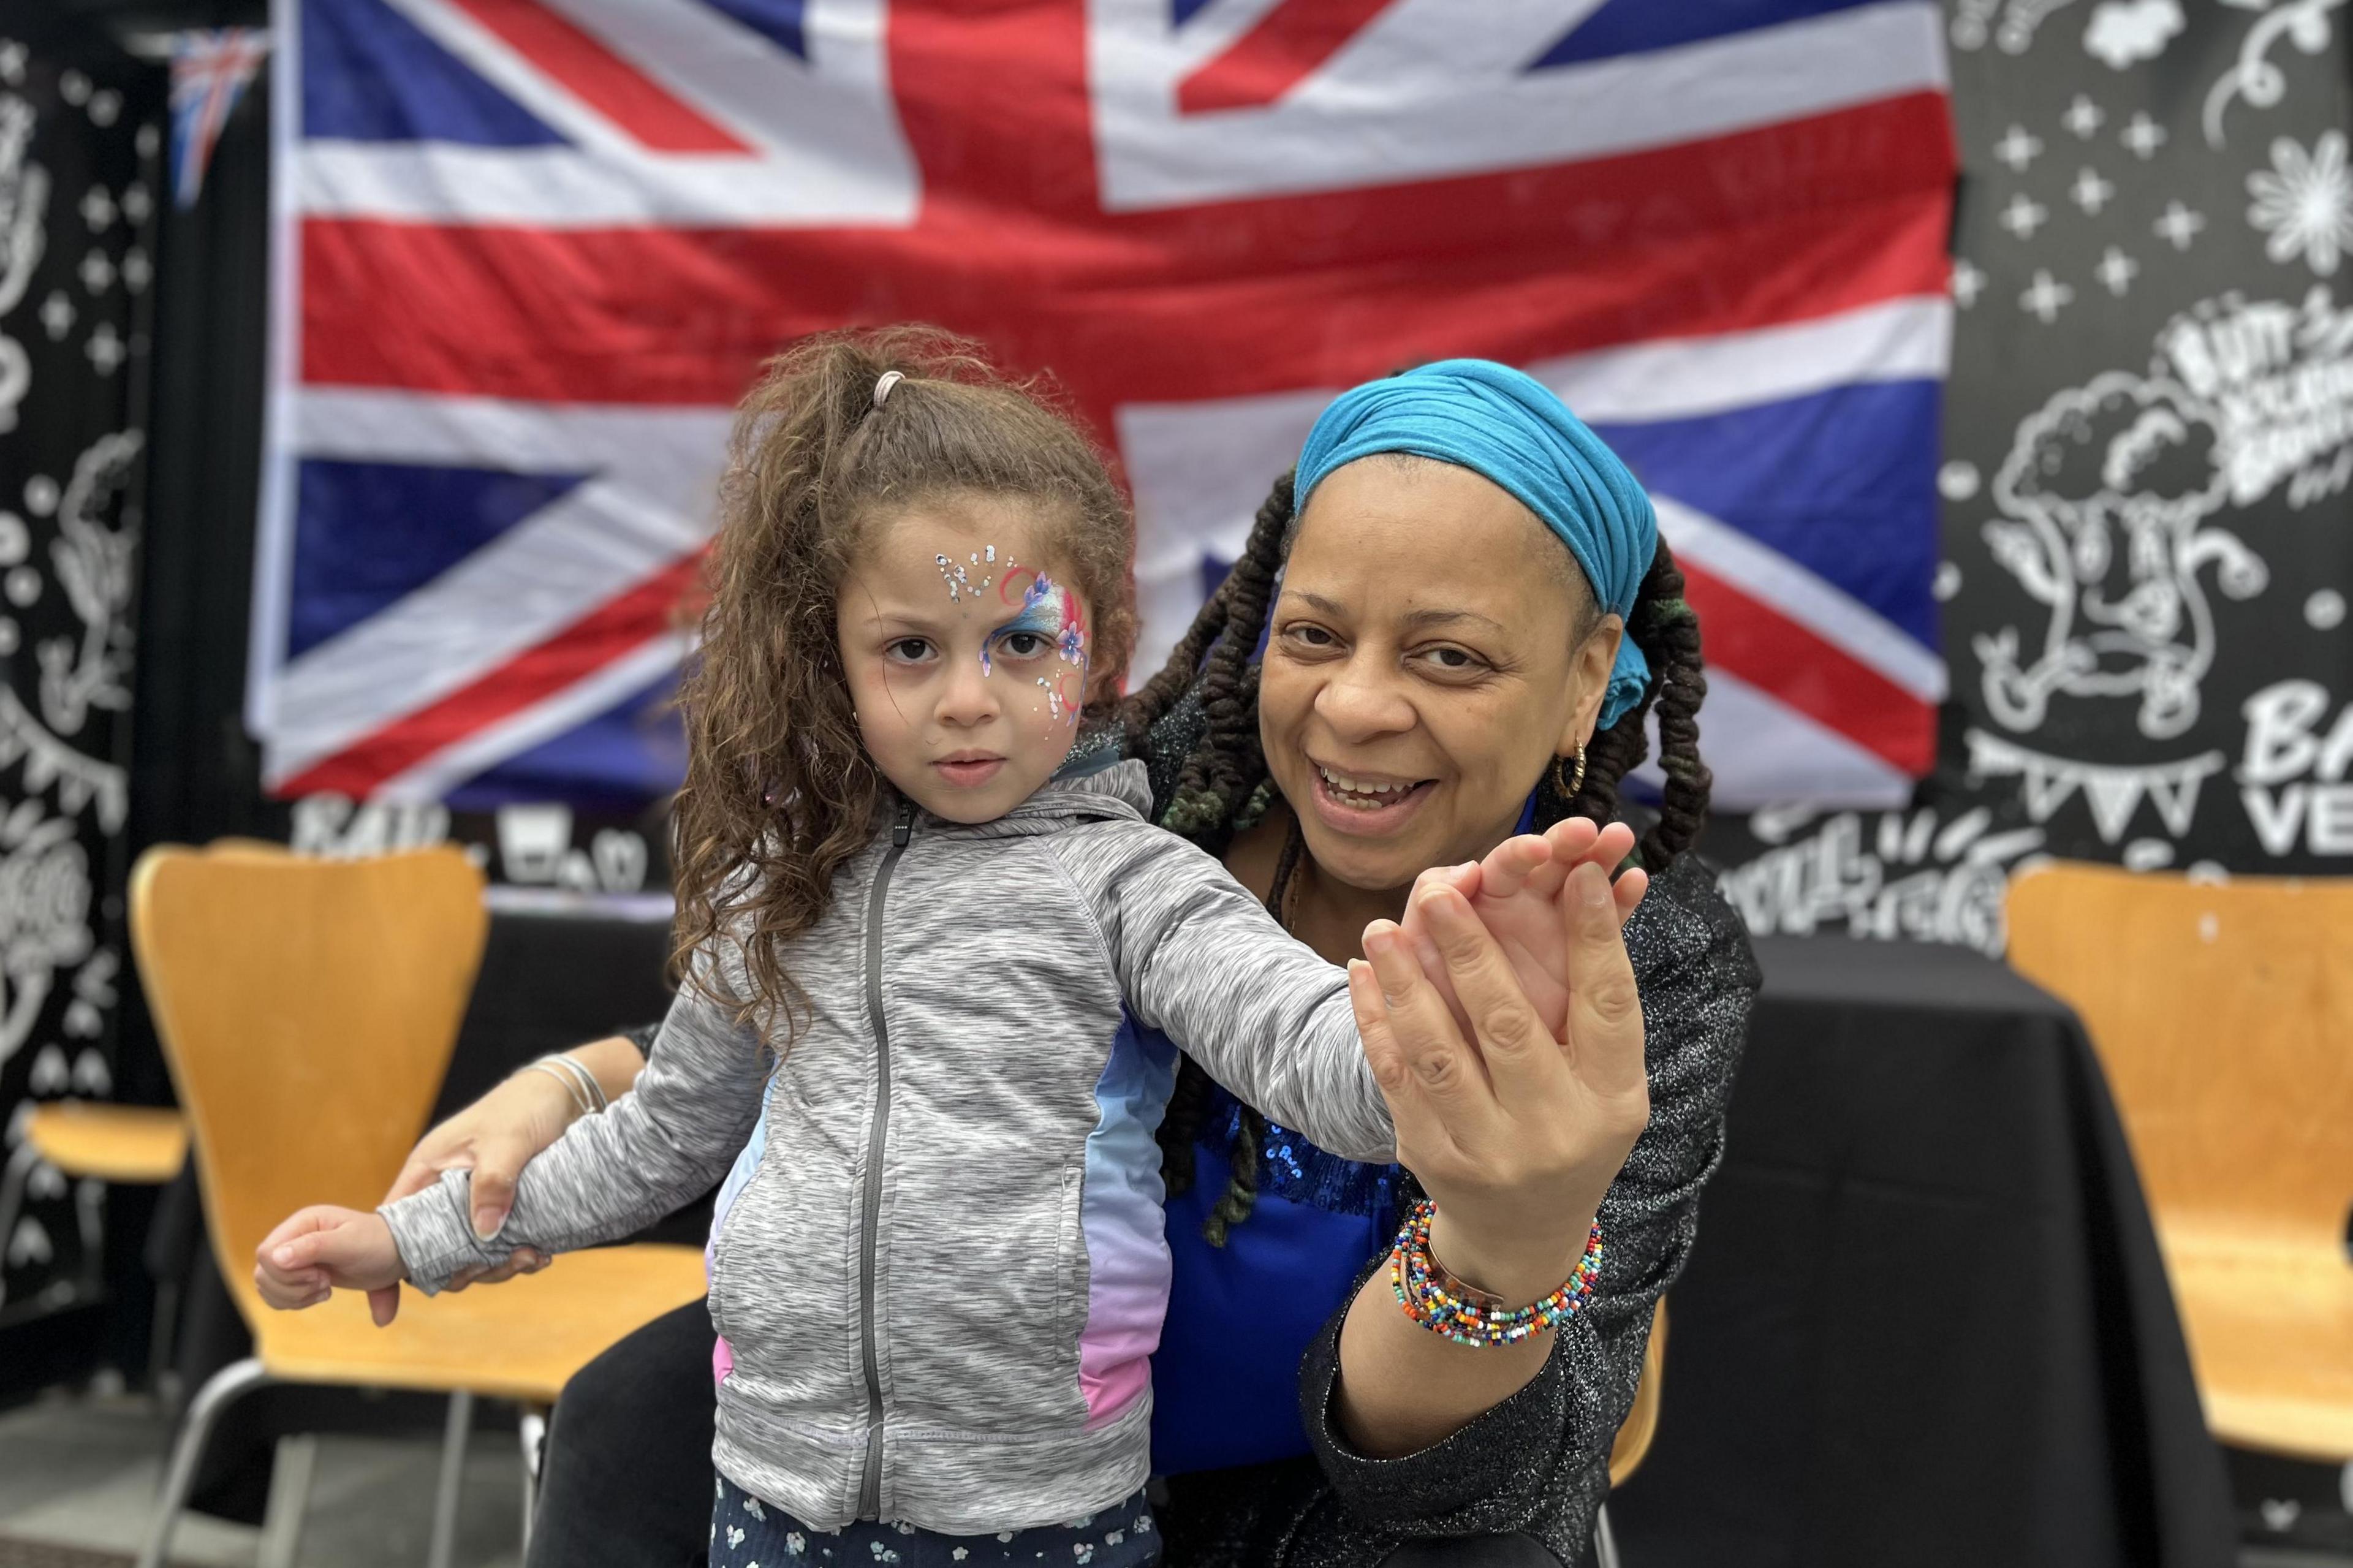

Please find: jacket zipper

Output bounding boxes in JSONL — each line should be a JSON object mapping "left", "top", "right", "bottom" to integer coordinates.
{"left": 855, "top": 800, "right": 916, "bottom": 1520}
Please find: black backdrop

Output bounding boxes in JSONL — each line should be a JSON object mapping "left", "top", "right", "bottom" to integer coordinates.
{"left": 0, "top": 6, "right": 158, "bottom": 1368}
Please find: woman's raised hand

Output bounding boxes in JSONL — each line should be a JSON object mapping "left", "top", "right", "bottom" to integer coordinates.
{"left": 1348, "top": 851, "right": 1651, "bottom": 1302}
{"left": 1396, "top": 817, "right": 1648, "bottom": 1043}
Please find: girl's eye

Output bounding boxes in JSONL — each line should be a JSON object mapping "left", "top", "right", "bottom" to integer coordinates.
{"left": 996, "top": 631, "right": 1051, "bottom": 660}
{"left": 885, "top": 638, "right": 934, "bottom": 664}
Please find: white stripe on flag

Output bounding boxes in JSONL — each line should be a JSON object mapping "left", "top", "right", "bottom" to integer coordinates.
{"left": 367, "top": 629, "right": 694, "bottom": 802}
{"left": 1643, "top": 665, "right": 1914, "bottom": 810}
{"left": 1651, "top": 496, "right": 1946, "bottom": 703}
{"left": 1090, "top": 0, "right": 1946, "bottom": 210}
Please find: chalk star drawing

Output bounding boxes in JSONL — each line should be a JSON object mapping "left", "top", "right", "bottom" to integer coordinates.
{"left": 83, "top": 322, "right": 122, "bottom": 376}
{"left": 2122, "top": 111, "right": 2169, "bottom": 158}
{"left": 1953, "top": 257, "right": 1987, "bottom": 308}
{"left": 77, "top": 187, "right": 112, "bottom": 233}
{"left": 2020, "top": 270, "right": 2075, "bottom": 322}
{"left": 2063, "top": 94, "right": 2107, "bottom": 138}
{"left": 2071, "top": 167, "right": 2117, "bottom": 214}
{"left": 2001, "top": 192, "right": 2052, "bottom": 238}
{"left": 75, "top": 250, "right": 111, "bottom": 296}
{"left": 2247, "top": 131, "right": 2353, "bottom": 275}
{"left": 2096, "top": 246, "right": 2140, "bottom": 294}
{"left": 2154, "top": 200, "right": 2207, "bottom": 249}
{"left": 36, "top": 291, "right": 70, "bottom": 341}
{"left": 1995, "top": 124, "right": 2047, "bottom": 171}
{"left": 119, "top": 249, "right": 147, "bottom": 294}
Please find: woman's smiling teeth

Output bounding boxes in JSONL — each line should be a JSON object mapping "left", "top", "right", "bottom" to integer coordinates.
{"left": 1316, "top": 763, "right": 1424, "bottom": 809}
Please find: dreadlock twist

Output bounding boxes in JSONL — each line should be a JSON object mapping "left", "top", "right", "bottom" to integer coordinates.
{"left": 1121, "top": 469, "right": 1713, "bottom": 1240}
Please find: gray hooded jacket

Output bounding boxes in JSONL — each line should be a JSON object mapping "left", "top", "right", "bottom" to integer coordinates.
{"left": 381, "top": 760, "right": 1393, "bottom": 1532}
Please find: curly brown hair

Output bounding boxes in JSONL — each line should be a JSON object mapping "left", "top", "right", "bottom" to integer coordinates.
{"left": 672, "top": 325, "right": 1138, "bottom": 1034}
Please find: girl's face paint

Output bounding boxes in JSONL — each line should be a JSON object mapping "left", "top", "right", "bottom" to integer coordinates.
{"left": 839, "top": 501, "right": 1096, "bottom": 825}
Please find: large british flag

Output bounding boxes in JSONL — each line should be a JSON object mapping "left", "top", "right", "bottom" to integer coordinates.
{"left": 252, "top": 0, "right": 1956, "bottom": 809}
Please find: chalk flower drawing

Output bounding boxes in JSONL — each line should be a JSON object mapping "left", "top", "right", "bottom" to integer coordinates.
{"left": 2247, "top": 132, "right": 2353, "bottom": 275}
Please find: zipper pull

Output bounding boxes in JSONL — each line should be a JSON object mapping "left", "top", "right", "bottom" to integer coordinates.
{"left": 891, "top": 800, "right": 916, "bottom": 849}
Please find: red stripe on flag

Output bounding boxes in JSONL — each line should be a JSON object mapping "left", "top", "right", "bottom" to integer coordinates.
{"left": 273, "top": 553, "right": 703, "bottom": 800}
{"left": 1177, "top": 0, "right": 1393, "bottom": 114}
{"left": 443, "top": 0, "right": 756, "bottom": 154}
{"left": 1677, "top": 557, "right": 1937, "bottom": 776}
{"left": 300, "top": 100, "right": 1953, "bottom": 415}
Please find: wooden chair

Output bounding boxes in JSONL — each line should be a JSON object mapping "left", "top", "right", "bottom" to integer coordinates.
{"left": 130, "top": 843, "right": 707, "bottom": 1568}
{"left": 2006, "top": 862, "right": 2353, "bottom": 1461}
{"left": 1593, "top": 1298, "right": 1667, "bottom": 1568}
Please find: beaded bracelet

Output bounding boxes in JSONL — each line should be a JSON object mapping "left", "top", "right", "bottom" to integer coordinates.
{"left": 1388, "top": 1197, "right": 1604, "bottom": 1347}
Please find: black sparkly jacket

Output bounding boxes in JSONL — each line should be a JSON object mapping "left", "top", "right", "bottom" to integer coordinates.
{"left": 1094, "top": 695, "right": 1762, "bottom": 1568}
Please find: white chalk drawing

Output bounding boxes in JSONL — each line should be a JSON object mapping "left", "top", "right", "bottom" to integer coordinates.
{"left": 0, "top": 686, "right": 124, "bottom": 831}
{"left": 0, "top": 800, "right": 93, "bottom": 1073}
{"left": 2246, "top": 131, "right": 2353, "bottom": 275}
{"left": 2165, "top": 288, "right": 2353, "bottom": 508}
{"left": 2205, "top": 0, "right": 2344, "bottom": 147}
{"left": 2085, "top": 0, "right": 2183, "bottom": 67}
{"left": 1977, "top": 371, "right": 2265, "bottom": 738}
{"left": 1966, "top": 730, "right": 2227, "bottom": 843}
{"left": 0, "top": 92, "right": 46, "bottom": 437}
{"left": 1953, "top": 0, "right": 2079, "bottom": 52}
{"left": 1717, "top": 805, "right": 2047, "bottom": 955}
{"left": 2237, "top": 678, "right": 2353, "bottom": 854}
{"left": 39, "top": 431, "right": 137, "bottom": 736}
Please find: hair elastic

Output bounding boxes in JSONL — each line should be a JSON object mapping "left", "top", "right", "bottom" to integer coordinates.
{"left": 872, "top": 370, "right": 905, "bottom": 408}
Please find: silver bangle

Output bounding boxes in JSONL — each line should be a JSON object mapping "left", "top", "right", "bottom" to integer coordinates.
{"left": 521, "top": 1059, "right": 594, "bottom": 1119}
{"left": 551, "top": 1052, "right": 609, "bottom": 1113}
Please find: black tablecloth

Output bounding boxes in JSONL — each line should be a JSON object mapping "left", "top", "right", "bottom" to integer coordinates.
{"left": 1610, "top": 936, "right": 2235, "bottom": 1568}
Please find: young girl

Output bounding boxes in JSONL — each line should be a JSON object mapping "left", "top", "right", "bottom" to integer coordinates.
{"left": 252, "top": 331, "right": 1580, "bottom": 1564}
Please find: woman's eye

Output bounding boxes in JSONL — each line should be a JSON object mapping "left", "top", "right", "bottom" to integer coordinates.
{"left": 997, "top": 631, "right": 1051, "bottom": 660}
{"left": 1415, "top": 645, "right": 1486, "bottom": 675}
{"left": 884, "top": 638, "right": 934, "bottom": 664}
{"left": 1280, "top": 623, "right": 1339, "bottom": 650}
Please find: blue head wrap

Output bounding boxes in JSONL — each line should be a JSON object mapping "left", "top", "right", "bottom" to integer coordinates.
{"left": 1293, "top": 360, "right": 1658, "bottom": 730}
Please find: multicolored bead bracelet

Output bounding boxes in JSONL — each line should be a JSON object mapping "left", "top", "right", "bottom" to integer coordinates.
{"left": 1388, "top": 1197, "right": 1604, "bottom": 1347}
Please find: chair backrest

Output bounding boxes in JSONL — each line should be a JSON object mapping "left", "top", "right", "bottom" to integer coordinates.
{"left": 130, "top": 844, "right": 488, "bottom": 1317}
{"left": 1607, "top": 1297, "right": 1667, "bottom": 1487}
{"left": 2006, "top": 861, "right": 2353, "bottom": 1248}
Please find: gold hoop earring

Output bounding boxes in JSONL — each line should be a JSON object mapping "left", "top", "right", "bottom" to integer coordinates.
{"left": 1553, "top": 746, "right": 1586, "bottom": 800}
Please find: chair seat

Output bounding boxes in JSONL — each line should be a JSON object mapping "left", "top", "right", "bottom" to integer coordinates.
{"left": 248, "top": 1243, "right": 708, "bottom": 1406}
{"left": 26, "top": 1102, "right": 189, "bottom": 1184}
{"left": 2165, "top": 1230, "right": 2353, "bottom": 1461}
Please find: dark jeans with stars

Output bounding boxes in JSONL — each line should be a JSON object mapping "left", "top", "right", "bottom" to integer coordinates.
{"left": 709, "top": 1475, "right": 1161, "bottom": 1568}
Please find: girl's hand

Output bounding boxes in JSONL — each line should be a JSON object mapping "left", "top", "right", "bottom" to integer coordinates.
{"left": 256, "top": 1207, "right": 406, "bottom": 1320}
{"left": 1349, "top": 858, "right": 1650, "bottom": 1304}
{"left": 1398, "top": 818, "right": 1648, "bottom": 1043}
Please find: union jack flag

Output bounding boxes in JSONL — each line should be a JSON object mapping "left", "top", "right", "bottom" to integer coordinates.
{"left": 252, "top": 0, "right": 1956, "bottom": 809}
{"left": 170, "top": 28, "right": 270, "bottom": 208}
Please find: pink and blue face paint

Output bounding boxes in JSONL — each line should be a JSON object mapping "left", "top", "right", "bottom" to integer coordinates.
{"left": 987, "top": 566, "right": 1088, "bottom": 726}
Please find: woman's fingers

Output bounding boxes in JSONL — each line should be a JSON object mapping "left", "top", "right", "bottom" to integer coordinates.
{"left": 1346, "top": 960, "right": 1446, "bottom": 1161}
{"left": 1362, "top": 921, "right": 1494, "bottom": 1135}
{"left": 1613, "top": 865, "right": 1650, "bottom": 925}
{"left": 1414, "top": 884, "right": 1571, "bottom": 1103}
{"left": 1561, "top": 862, "right": 1647, "bottom": 1097}
{"left": 1474, "top": 836, "right": 1550, "bottom": 900}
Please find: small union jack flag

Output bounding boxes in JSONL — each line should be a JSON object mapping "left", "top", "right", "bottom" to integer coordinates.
{"left": 169, "top": 27, "right": 269, "bottom": 209}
